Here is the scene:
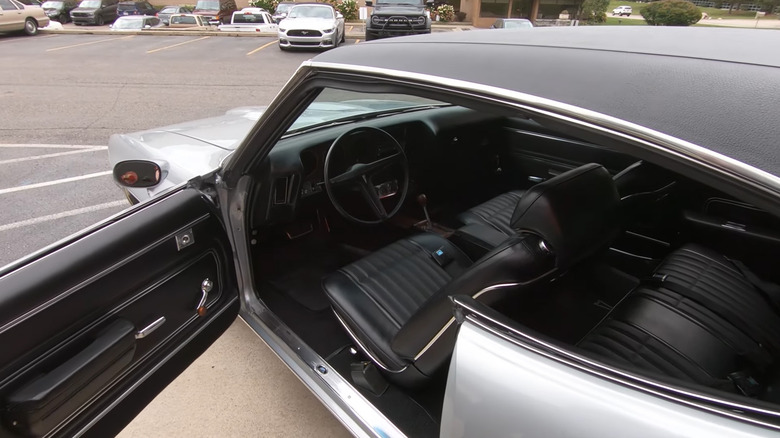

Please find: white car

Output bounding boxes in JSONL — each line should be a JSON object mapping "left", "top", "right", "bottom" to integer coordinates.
{"left": 218, "top": 9, "right": 277, "bottom": 32}
{"left": 277, "top": 3, "right": 345, "bottom": 51}
{"left": 612, "top": 5, "right": 632, "bottom": 16}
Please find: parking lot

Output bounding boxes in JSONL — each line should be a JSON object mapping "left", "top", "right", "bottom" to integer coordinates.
{"left": 0, "top": 33, "right": 351, "bottom": 437}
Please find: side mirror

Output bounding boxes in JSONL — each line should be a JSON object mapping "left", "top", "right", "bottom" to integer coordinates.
{"left": 113, "top": 160, "right": 164, "bottom": 188}
{"left": 336, "top": 12, "right": 343, "bottom": 18}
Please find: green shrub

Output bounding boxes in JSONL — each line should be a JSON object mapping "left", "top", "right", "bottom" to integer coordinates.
{"left": 249, "top": 0, "right": 278, "bottom": 13}
{"left": 437, "top": 4, "right": 455, "bottom": 21}
{"left": 579, "top": 0, "right": 609, "bottom": 23}
{"left": 322, "top": 0, "right": 359, "bottom": 20}
{"left": 641, "top": 0, "right": 701, "bottom": 25}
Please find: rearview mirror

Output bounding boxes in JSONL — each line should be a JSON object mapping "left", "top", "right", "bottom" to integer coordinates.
{"left": 113, "top": 160, "right": 163, "bottom": 188}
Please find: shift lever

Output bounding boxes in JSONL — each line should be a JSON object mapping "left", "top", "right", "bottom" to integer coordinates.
{"left": 417, "top": 194, "right": 433, "bottom": 230}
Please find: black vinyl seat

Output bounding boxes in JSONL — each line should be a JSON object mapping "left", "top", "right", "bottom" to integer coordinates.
{"left": 579, "top": 243, "right": 780, "bottom": 397}
{"left": 323, "top": 163, "right": 621, "bottom": 386}
{"left": 457, "top": 189, "right": 525, "bottom": 236}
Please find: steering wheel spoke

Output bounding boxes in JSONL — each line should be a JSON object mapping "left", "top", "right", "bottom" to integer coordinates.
{"left": 329, "top": 152, "right": 402, "bottom": 186}
{"left": 358, "top": 177, "right": 388, "bottom": 219}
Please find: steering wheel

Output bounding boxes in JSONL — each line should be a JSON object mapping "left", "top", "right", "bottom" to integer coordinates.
{"left": 323, "top": 127, "right": 409, "bottom": 225}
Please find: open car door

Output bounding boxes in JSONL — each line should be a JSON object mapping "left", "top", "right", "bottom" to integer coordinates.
{"left": 0, "top": 187, "right": 238, "bottom": 437}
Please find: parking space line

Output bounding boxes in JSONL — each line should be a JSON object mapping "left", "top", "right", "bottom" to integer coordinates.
{"left": 0, "top": 171, "right": 112, "bottom": 195}
{"left": 0, "top": 144, "right": 102, "bottom": 149}
{"left": 347, "top": 26, "right": 353, "bottom": 32}
{"left": 0, "top": 147, "right": 107, "bottom": 165}
{"left": 147, "top": 36, "right": 210, "bottom": 54}
{"left": 46, "top": 35, "right": 134, "bottom": 52}
{"left": 355, "top": 39, "right": 360, "bottom": 44}
{"left": 0, "top": 200, "right": 126, "bottom": 232}
{"left": 247, "top": 40, "right": 277, "bottom": 56}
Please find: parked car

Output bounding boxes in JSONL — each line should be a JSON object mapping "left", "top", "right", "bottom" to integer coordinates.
{"left": 155, "top": 4, "right": 191, "bottom": 25}
{"left": 41, "top": 0, "right": 77, "bottom": 22}
{"left": 490, "top": 17, "right": 533, "bottom": 28}
{"left": 15, "top": 0, "right": 42, "bottom": 6}
{"left": 0, "top": 0, "right": 49, "bottom": 34}
{"left": 116, "top": 0, "right": 154, "bottom": 16}
{"left": 109, "top": 14, "right": 160, "bottom": 29}
{"left": 69, "top": 0, "right": 117, "bottom": 25}
{"left": 612, "top": 5, "right": 632, "bottom": 15}
{"left": 218, "top": 8, "right": 276, "bottom": 31}
{"left": 271, "top": 0, "right": 294, "bottom": 23}
{"left": 167, "top": 12, "right": 208, "bottom": 27}
{"left": 191, "top": 0, "right": 235, "bottom": 24}
{"left": 278, "top": 3, "right": 344, "bottom": 50}
{"left": 4, "top": 28, "right": 780, "bottom": 438}
{"left": 364, "top": 0, "right": 431, "bottom": 40}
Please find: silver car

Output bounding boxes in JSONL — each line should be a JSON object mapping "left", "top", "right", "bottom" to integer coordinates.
{"left": 3, "top": 28, "right": 780, "bottom": 438}
{"left": 277, "top": 3, "right": 345, "bottom": 50}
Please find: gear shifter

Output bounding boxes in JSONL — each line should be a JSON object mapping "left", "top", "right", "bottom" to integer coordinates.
{"left": 417, "top": 194, "right": 433, "bottom": 230}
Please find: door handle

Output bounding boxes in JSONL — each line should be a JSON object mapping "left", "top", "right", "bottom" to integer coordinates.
{"left": 196, "top": 278, "right": 213, "bottom": 316}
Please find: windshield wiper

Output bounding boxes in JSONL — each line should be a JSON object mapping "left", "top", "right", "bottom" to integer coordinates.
{"left": 283, "top": 104, "right": 451, "bottom": 137}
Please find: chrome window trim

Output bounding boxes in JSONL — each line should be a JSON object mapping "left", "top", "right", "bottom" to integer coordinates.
{"left": 452, "top": 296, "right": 780, "bottom": 430}
{"left": 305, "top": 61, "right": 780, "bottom": 199}
{"left": 412, "top": 283, "right": 521, "bottom": 361}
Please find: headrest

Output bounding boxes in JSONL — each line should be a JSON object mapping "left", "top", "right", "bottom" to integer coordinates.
{"left": 510, "top": 163, "right": 620, "bottom": 269}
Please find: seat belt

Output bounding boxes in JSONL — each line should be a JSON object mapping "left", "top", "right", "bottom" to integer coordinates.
{"left": 726, "top": 257, "right": 780, "bottom": 311}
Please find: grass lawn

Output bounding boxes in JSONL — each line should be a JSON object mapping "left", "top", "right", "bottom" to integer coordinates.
{"left": 607, "top": 0, "right": 759, "bottom": 19}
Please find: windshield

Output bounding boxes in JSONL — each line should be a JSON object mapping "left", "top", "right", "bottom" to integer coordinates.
{"left": 286, "top": 89, "right": 446, "bottom": 134}
{"left": 275, "top": 3, "right": 291, "bottom": 13}
{"left": 113, "top": 17, "right": 144, "bottom": 28}
{"left": 160, "top": 6, "right": 176, "bottom": 12}
{"left": 42, "top": 1, "right": 63, "bottom": 6}
{"left": 288, "top": 5, "right": 333, "bottom": 19}
{"left": 194, "top": 0, "right": 218, "bottom": 10}
{"left": 78, "top": 0, "right": 101, "bottom": 7}
{"left": 504, "top": 20, "right": 532, "bottom": 28}
{"left": 232, "top": 13, "right": 263, "bottom": 23}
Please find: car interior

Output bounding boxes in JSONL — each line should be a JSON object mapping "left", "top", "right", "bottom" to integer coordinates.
{"left": 244, "top": 87, "right": 780, "bottom": 435}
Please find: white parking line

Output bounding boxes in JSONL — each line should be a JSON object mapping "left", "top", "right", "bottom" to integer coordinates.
{"left": 147, "top": 36, "right": 210, "bottom": 54}
{"left": 0, "top": 144, "right": 103, "bottom": 149}
{"left": 0, "top": 200, "right": 126, "bottom": 232}
{"left": 0, "top": 147, "right": 107, "bottom": 165}
{"left": 0, "top": 171, "right": 112, "bottom": 195}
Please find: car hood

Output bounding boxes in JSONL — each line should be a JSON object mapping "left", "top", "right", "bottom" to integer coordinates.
{"left": 373, "top": 5, "right": 425, "bottom": 14}
{"left": 71, "top": 6, "right": 98, "bottom": 12}
{"left": 280, "top": 17, "right": 335, "bottom": 30}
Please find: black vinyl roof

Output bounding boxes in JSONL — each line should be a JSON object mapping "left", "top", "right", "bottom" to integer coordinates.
{"left": 312, "top": 27, "right": 780, "bottom": 177}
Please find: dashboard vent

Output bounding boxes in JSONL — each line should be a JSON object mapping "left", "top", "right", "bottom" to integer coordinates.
{"left": 274, "top": 177, "right": 290, "bottom": 205}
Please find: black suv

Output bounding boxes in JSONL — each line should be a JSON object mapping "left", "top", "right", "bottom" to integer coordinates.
{"left": 70, "top": 0, "right": 118, "bottom": 25}
{"left": 116, "top": 0, "right": 155, "bottom": 16}
{"left": 365, "top": 0, "right": 431, "bottom": 41}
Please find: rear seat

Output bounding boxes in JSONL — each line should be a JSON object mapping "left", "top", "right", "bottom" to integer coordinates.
{"left": 578, "top": 243, "right": 780, "bottom": 397}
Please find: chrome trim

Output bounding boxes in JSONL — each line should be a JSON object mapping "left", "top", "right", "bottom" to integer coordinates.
{"left": 305, "top": 61, "right": 780, "bottom": 199}
{"left": 135, "top": 316, "right": 166, "bottom": 339}
{"left": 413, "top": 283, "right": 521, "bottom": 361}
{"left": 332, "top": 311, "right": 407, "bottom": 374}
{"left": 505, "top": 127, "right": 606, "bottom": 150}
{"left": 453, "top": 297, "right": 780, "bottom": 430}
{"left": 607, "top": 247, "right": 654, "bottom": 261}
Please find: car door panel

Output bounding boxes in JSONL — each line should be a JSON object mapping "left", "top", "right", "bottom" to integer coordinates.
{"left": 0, "top": 188, "right": 238, "bottom": 437}
{"left": 501, "top": 125, "right": 636, "bottom": 184}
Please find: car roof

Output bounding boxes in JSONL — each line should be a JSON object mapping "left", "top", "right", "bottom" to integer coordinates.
{"left": 312, "top": 27, "right": 780, "bottom": 177}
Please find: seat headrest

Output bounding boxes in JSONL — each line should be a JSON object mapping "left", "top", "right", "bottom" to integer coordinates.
{"left": 510, "top": 163, "right": 620, "bottom": 269}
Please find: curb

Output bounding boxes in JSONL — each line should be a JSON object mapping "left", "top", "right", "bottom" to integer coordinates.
{"left": 39, "top": 21, "right": 475, "bottom": 38}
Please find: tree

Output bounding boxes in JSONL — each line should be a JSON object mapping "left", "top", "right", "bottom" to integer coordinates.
{"left": 579, "top": 0, "right": 609, "bottom": 23}
{"left": 641, "top": 0, "right": 702, "bottom": 25}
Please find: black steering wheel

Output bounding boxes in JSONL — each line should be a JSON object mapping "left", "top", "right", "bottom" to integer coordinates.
{"left": 323, "top": 127, "right": 409, "bottom": 225}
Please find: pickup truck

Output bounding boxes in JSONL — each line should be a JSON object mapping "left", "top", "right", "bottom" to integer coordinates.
{"left": 217, "top": 8, "right": 277, "bottom": 32}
